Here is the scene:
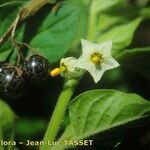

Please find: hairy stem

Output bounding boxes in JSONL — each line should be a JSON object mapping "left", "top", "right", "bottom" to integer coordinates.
{"left": 40, "top": 79, "right": 77, "bottom": 150}
{"left": 19, "top": 0, "right": 50, "bottom": 19}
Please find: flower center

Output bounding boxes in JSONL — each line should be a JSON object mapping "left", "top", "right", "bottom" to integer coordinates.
{"left": 91, "top": 52, "right": 103, "bottom": 64}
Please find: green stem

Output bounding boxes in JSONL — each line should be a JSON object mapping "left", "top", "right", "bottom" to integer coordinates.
{"left": 50, "top": 126, "right": 75, "bottom": 150}
{"left": 19, "top": 0, "right": 50, "bottom": 19}
{"left": 40, "top": 79, "right": 77, "bottom": 150}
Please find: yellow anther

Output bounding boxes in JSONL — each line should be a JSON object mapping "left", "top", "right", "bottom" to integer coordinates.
{"left": 50, "top": 68, "right": 61, "bottom": 77}
{"left": 91, "top": 56, "right": 100, "bottom": 64}
{"left": 91, "top": 52, "right": 103, "bottom": 64}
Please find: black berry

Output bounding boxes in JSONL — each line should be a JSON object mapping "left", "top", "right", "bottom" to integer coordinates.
{"left": 0, "top": 64, "right": 24, "bottom": 98}
{"left": 22, "top": 54, "right": 50, "bottom": 85}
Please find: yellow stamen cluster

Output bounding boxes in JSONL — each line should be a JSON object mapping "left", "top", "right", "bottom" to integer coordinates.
{"left": 50, "top": 68, "right": 61, "bottom": 77}
{"left": 50, "top": 64, "right": 67, "bottom": 77}
{"left": 91, "top": 52, "right": 103, "bottom": 64}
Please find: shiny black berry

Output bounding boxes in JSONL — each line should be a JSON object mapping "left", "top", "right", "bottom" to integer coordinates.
{"left": 0, "top": 64, "right": 24, "bottom": 98}
{"left": 22, "top": 54, "right": 50, "bottom": 85}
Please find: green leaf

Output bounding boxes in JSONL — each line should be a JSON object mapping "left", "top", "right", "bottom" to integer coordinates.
{"left": 86, "top": 1, "right": 142, "bottom": 55}
{"left": 0, "top": 0, "right": 16, "bottom": 3}
{"left": 52, "top": 90, "right": 150, "bottom": 150}
{"left": 0, "top": 1, "right": 26, "bottom": 62}
{"left": 66, "top": 0, "right": 88, "bottom": 50}
{"left": 69, "top": 90, "right": 150, "bottom": 138}
{"left": 92, "top": 0, "right": 121, "bottom": 13}
{"left": 0, "top": 100, "right": 15, "bottom": 132}
{"left": 0, "top": 1, "right": 24, "bottom": 37}
{"left": 0, "top": 49, "right": 12, "bottom": 61}
{"left": 97, "top": 3, "right": 140, "bottom": 33}
{"left": 86, "top": 0, "right": 122, "bottom": 40}
{"left": 118, "top": 47, "right": 150, "bottom": 80}
{"left": 98, "top": 18, "right": 142, "bottom": 55}
{"left": 28, "top": 4, "right": 79, "bottom": 63}
{"left": 0, "top": 46, "right": 19, "bottom": 63}
{"left": 0, "top": 0, "right": 28, "bottom": 4}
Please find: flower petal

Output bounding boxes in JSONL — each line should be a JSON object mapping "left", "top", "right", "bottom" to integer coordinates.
{"left": 75, "top": 59, "right": 104, "bottom": 83}
{"left": 81, "top": 39, "right": 98, "bottom": 55}
{"left": 89, "top": 67, "right": 105, "bottom": 83}
{"left": 75, "top": 57, "right": 91, "bottom": 71}
{"left": 60, "top": 57, "right": 84, "bottom": 79}
{"left": 102, "top": 56, "right": 120, "bottom": 71}
{"left": 99, "top": 40, "right": 112, "bottom": 56}
{"left": 61, "top": 57, "right": 78, "bottom": 72}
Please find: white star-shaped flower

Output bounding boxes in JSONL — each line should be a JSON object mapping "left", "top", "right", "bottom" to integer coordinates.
{"left": 75, "top": 39, "right": 120, "bottom": 83}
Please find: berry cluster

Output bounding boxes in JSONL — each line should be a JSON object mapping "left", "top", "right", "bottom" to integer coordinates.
{"left": 0, "top": 54, "right": 50, "bottom": 98}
